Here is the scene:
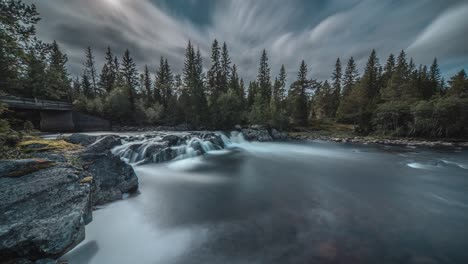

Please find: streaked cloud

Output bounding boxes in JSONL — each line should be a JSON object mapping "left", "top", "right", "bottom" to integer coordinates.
{"left": 26, "top": 0, "right": 468, "bottom": 82}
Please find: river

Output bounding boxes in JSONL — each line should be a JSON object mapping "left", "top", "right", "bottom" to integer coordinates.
{"left": 62, "top": 139, "right": 468, "bottom": 264}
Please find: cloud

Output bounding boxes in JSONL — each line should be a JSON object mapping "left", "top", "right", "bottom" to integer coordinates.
{"left": 27, "top": 0, "right": 468, "bottom": 83}
{"left": 407, "top": 3, "right": 468, "bottom": 65}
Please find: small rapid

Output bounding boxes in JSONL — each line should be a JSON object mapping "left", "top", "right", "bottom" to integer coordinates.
{"left": 112, "top": 131, "right": 249, "bottom": 165}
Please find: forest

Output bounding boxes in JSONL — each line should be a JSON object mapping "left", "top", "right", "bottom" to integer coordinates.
{"left": 1, "top": 0, "right": 467, "bottom": 138}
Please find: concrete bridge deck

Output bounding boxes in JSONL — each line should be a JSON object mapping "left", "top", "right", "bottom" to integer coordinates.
{"left": 0, "top": 96, "right": 110, "bottom": 132}
{"left": 0, "top": 96, "right": 72, "bottom": 111}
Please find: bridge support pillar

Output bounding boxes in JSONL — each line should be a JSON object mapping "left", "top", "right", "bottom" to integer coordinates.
{"left": 40, "top": 111, "right": 75, "bottom": 132}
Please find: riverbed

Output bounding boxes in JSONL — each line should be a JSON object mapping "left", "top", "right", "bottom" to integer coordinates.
{"left": 62, "top": 140, "right": 468, "bottom": 264}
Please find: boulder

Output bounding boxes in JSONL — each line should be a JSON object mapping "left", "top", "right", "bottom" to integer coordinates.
{"left": 241, "top": 128, "right": 273, "bottom": 142}
{"left": 162, "top": 134, "right": 182, "bottom": 146}
{"left": 65, "top": 134, "right": 98, "bottom": 146}
{"left": 0, "top": 159, "right": 55, "bottom": 178}
{"left": 80, "top": 152, "right": 138, "bottom": 205}
{"left": 84, "top": 135, "right": 121, "bottom": 154}
{"left": 0, "top": 165, "right": 92, "bottom": 262}
{"left": 270, "top": 129, "right": 287, "bottom": 140}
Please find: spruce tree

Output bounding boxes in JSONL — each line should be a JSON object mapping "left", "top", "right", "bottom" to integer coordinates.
{"left": 207, "top": 39, "right": 221, "bottom": 99}
{"left": 342, "top": 57, "right": 359, "bottom": 98}
{"left": 289, "top": 60, "right": 310, "bottom": 125}
{"left": 220, "top": 42, "right": 232, "bottom": 92}
{"left": 429, "top": 58, "right": 441, "bottom": 96}
{"left": 257, "top": 49, "right": 272, "bottom": 102}
{"left": 99, "top": 46, "right": 116, "bottom": 93}
{"left": 84, "top": 46, "right": 98, "bottom": 96}
{"left": 143, "top": 65, "right": 152, "bottom": 104}
{"left": 46, "top": 41, "right": 70, "bottom": 100}
{"left": 331, "top": 58, "right": 342, "bottom": 117}
{"left": 120, "top": 49, "right": 139, "bottom": 111}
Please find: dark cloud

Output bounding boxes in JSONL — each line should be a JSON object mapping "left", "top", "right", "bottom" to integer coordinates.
{"left": 26, "top": 0, "right": 468, "bottom": 82}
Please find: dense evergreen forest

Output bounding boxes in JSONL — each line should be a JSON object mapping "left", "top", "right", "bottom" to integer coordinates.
{"left": 1, "top": 0, "right": 467, "bottom": 138}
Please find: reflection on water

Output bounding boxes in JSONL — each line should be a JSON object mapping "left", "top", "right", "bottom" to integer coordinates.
{"left": 62, "top": 141, "right": 468, "bottom": 264}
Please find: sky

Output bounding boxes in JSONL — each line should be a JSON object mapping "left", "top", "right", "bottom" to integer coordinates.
{"left": 26, "top": 0, "right": 468, "bottom": 83}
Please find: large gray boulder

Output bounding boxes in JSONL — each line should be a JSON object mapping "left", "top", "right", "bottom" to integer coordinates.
{"left": 80, "top": 135, "right": 138, "bottom": 205}
{"left": 0, "top": 165, "right": 92, "bottom": 263}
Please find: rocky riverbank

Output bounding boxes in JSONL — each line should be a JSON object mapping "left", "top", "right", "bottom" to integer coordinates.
{"left": 288, "top": 133, "right": 468, "bottom": 149}
{"left": 0, "top": 135, "right": 138, "bottom": 264}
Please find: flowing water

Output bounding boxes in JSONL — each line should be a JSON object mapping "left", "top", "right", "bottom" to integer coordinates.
{"left": 62, "top": 136, "right": 468, "bottom": 264}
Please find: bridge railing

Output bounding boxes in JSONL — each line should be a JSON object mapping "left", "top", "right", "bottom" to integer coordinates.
{"left": 0, "top": 96, "right": 73, "bottom": 111}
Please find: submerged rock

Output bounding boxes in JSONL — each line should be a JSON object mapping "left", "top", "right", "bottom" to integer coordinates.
{"left": 0, "top": 165, "right": 92, "bottom": 262}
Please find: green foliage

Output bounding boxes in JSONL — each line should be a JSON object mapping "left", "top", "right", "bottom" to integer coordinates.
{"left": 409, "top": 97, "right": 468, "bottom": 138}
{"left": 0, "top": 103, "right": 10, "bottom": 133}
{"left": 372, "top": 101, "right": 411, "bottom": 136}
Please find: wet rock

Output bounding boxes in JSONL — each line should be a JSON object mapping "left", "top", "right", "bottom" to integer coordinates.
{"left": 152, "top": 147, "right": 178, "bottom": 163}
{"left": 84, "top": 135, "right": 121, "bottom": 154}
{"left": 65, "top": 134, "right": 98, "bottom": 146}
{"left": 241, "top": 128, "right": 273, "bottom": 142}
{"left": 162, "top": 134, "right": 182, "bottom": 146}
{"left": 0, "top": 165, "right": 92, "bottom": 262}
{"left": 0, "top": 159, "right": 55, "bottom": 178}
{"left": 270, "top": 129, "right": 287, "bottom": 140}
{"left": 80, "top": 152, "right": 138, "bottom": 205}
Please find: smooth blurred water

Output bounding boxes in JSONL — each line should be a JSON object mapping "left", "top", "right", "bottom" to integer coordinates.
{"left": 62, "top": 140, "right": 468, "bottom": 264}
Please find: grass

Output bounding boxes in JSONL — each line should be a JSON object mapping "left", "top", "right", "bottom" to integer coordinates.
{"left": 18, "top": 138, "right": 82, "bottom": 152}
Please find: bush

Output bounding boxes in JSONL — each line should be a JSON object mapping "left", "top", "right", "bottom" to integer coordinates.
{"left": 432, "top": 97, "right": 468, "bottom": 137}
{"left": 372, "top": 101, "right": 411, "bottom": 136}
{"left": 410, "top": 97, "right": 468, "bottom": 138}
{"left": 23, "top": 120, "right": 35, "bottom": 131}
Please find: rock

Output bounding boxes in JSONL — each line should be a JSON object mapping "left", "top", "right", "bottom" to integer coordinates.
{"left": 152, "top": 147, "right": 178, "bottom": 163}
{"left": 270, "top": 129, "right": 287, "bottom": 140}
{"left": 242, "top": 128, "right": 273, "bottom": 142}
{"left": 0, "top": 165, "right": 92, "bottom": 262}
{"left": 162, "top": 134, "right": 182, "bottom": 146}
{"left": 234, "top": 124, "right": 242, "bottom": 130}
{"left": 80, "top": 152, "right": 138, "bottom": 205}
{"left": 84, "top": 135, "right": 121, "bottom": 154}
{"left": 0, "top": 159, "right": 55, "bottom": 178}
{"left": 65, "top": 134, "right": 98, "bottom": 146}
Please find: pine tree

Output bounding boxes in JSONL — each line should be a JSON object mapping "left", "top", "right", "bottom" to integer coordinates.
{"left": 99, "top": 46, "right": 116, "bottom": 93}
{"left": 220, "top": 42, "right": 231, "bottom": 92}
{"left": 84, "top": 46, "right": 98, "bottom": 96}
{"left": 24, "top": 47, "right": 47, "bottom": 99}
{"left": 342, "top": 57, "right": 359, "bottom": 98}
{"left": 46, "top": 41, "right": 70, "bottom": 100}
{"left": 120, "top": 49, "right": 139, "bottom": 111}
{"left": 207, "top": 39, "right": 221, "bottom": 99}
{"left": 247, "top": 81, "right": 258, "bottom": 109}
{"left": 447, "top": 70, "right": 467, "bottom": 98}
{"left": 429, "top": 58, "right": 441, "bottom": 96}
{"left": 288, "top": 60, "right": 310, "bottom": 125}
{"left": 182, "top": 41, "right": 207, "bottom": 127}
{"left": 330, "top": 58, "right": 342, "bottom": 117}
{"left": 143, "top": 65, "right": 152, "bottom": 104}
{"left": 257, "top": 49, "right": 272, "bottom": 102}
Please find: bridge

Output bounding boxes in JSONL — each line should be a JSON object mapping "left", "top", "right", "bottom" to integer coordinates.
{"left": 0, "top": 96, "right": 111, "bottom": 132}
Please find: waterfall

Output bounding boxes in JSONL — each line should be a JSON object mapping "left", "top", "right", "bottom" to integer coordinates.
{"left": 112, "top": 132, "right": 249, "bottom": 165}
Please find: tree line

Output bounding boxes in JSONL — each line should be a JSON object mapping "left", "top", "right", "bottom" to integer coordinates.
{"left": 1, "top": 0, "right": 467, "bottom": 137}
